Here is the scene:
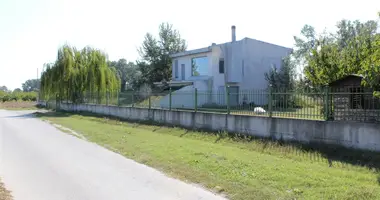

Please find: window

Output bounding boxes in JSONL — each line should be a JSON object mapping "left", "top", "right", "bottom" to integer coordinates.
{"left": 219, "top": 59, "right": 224, "bottom": 74}
{"left": 191, "top": 57, "right": 208, "bottom": 76}
{"left": 174, "top": 60, "right": 178, "bottom": 78}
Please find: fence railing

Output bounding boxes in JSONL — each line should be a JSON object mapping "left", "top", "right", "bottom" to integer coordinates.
{"left": 41, "top": 86, "right": 380, "bottom": 123}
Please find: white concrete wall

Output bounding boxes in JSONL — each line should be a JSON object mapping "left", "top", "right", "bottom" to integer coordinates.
{"left": 240, "top": 38, "right": 292, "bottom": 91}
{"left": 228, "top": 38, "right": 292, "bottom": 105}
{"left": 60, "top": 103, "right": 380, "bottom": 152}
{"left": 210, "top": 45, "right": 225, "bottom": 92}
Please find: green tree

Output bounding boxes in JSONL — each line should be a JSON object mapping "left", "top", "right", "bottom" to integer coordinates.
{"left": 109, "top": 59, "right": 140, "bottom": 91}
{"left": 293, "top": 25, "right": 317, "bottom": 68}
{"left": 360, "top": 33, "right": 380, "bottom": 90}
{"left": 138, "top": 22, "right": 187, "bottom": 86}
{"left": 0, "top": 86, "right": 8, "bottom": 92}
{"left": 265, "top": 56, "right": 296, "bottom": 90}
{"left": 13, "top": 88, "right": 22, "bottom": 93}
{"left": 40, "top": 45, "right": 120, "bottom": 103}
{"left": 22, "top": 79, "right": 39, "bottom": 92}
{"left": 298, "top": 15, "right": 379, "bottom": 88}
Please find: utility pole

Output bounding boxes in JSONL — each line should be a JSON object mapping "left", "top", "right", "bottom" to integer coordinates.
{"left": 37, "top": 68, "right": 40, "bottom": 102}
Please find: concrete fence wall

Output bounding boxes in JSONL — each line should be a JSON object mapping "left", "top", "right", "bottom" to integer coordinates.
{"left": 59, "top": 103, "right": 380, "bottom": 152}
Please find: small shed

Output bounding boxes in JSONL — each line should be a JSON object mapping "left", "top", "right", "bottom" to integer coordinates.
{"left": 329, "top": 74, "right": 380, "bottom": 122}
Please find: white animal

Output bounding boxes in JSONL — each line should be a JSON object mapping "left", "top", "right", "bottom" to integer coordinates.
{"left": 253, "top": 107, "right": 266, "bottom": 113}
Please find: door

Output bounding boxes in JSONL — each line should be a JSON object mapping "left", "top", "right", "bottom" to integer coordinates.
{"left": 174, "top": 60, "right": 179, "bottom": 80}
{"left": 181, "top": 64, "right": 185, "bottom": 80}
{"left": 229, "top": 86, "right": 239, "bottom": 107}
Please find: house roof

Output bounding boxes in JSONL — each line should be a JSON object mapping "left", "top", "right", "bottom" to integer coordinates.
{"left": 170, "top": 47, "right": 212, "bottom": 58}
{"left": 170, "top": 37, "right": 292, "bottom": 58}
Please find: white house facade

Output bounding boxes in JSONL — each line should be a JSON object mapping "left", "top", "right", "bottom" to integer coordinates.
{"left": 158, "top": 26, "right": 292, "bottom": 109}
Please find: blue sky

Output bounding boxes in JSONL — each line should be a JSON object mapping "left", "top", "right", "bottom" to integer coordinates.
{"left": 0, "top": 0, "right": 379, "bottom": 90}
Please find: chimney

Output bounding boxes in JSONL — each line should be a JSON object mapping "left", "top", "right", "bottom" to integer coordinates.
{"left": 231, "top": 25, "right": 236, "bottom": 42}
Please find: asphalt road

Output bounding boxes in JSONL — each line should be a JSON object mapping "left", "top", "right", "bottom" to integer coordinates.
{"left": 0, "top": 110, "right": 226, "bottom": 200}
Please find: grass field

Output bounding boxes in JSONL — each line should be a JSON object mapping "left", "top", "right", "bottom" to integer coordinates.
{"left": 0, "top": 180, "right": 12, "bottom": 200}
{"left": 36, "top": 111, "right": 380, "bottom": 200}
{"left": 0, "top": 101, "right": 38, "bottom": 110}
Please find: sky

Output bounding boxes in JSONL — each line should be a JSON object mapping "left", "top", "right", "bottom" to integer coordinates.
{"left": 0, "top": 0, "right": 379, "bottom": 90}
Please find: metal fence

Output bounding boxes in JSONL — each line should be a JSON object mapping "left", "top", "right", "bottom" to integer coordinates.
{"left": 41, "top": 86, "right": 380, "bottom": 123}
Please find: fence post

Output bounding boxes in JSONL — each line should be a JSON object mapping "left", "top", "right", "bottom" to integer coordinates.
{"left": 226, "top": 85, "right": 230, "bottom": 114}
{"left": 268, "top": 85, "right": 273, "bottom": 117}
{"left": 57, "top": 94, "right": 59, "bottom": 111}
{"left": 194, "top": 88, "right": 198, "bottom": 112}
{"left": 324, "top": 86, "right": 330, "bottom": 120}
{"left": 131, "top": 91, "right": 135, "bottom": 107}
{"left": 169, "top": 87, "right": 172, "bottom": 111}
{"left": 117, "top": 91, "right": 120, "bottom": 106}
{"left": 148, "top": 94, "right": 151, "bottom": 110}
{"left": 106, "top": 91, "right": 109, "bottom": 106}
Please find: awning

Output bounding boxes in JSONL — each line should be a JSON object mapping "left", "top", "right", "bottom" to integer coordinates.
{"left": 153, "top": 81, "right": 194, "bottom": 87}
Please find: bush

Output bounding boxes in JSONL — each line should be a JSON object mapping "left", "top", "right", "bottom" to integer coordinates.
{"left": 293, "top": 95, "right": 317, "bottom": 108}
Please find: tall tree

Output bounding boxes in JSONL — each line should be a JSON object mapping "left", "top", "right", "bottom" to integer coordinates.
{"left": 40, "top": 45, "right": 120, "bottom": 103}
{"left": 297, "top": 14, "right": 379, "bottom": 88}
{"left": 138, "top": 22, "right": 187, "bottom": 86}
{"left": 265, "top": 56, "right": 296, "bottom": 90}
{"left": 293, "top": 25, "right": 317, "bottom": 69}
{"left": 305, "top": 38, "right": 342, "bottom": 86}
{"left": 357, "top": 12, "right": 380, "bottom": 91}
{"left": 22, "top": 79, "right": 39, "bottom": 92}
{"left": 109, "top": 59, "right": 140, "bottom": 91}
{"left": 13, "top": 88, "right": 22, "bottom": 93}
{"left": 0, "top": 86, "right": 8, "bottom": 92}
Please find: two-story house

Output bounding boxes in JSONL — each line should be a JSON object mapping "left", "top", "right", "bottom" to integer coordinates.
{"left": 157, "top": 26, "right": 292, "bottom": 109}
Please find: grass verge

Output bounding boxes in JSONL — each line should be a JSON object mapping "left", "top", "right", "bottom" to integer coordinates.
{"left": 36, "top": 111, "right": 380, "bottom": 200}
{"left": 0, "top": 180, "right": 12, "bottom": 200}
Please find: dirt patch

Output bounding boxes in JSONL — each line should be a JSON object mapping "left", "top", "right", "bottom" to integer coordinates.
{"left": 0, "top": 101, "right": 37, "bottom": 110}
{"left": 0, "top": 181, "right": 12, "bottom": 200}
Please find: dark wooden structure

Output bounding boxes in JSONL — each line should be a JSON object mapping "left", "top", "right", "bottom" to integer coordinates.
{"left": 329, "top": 75, "right": 380, "bottom": 122}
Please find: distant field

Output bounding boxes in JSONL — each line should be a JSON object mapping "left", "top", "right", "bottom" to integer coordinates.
{"left": 0, "top": 101, "right": 38, "bottom": 110}
{"left": 37, "top": 111, "right": 380, "bottom": 200}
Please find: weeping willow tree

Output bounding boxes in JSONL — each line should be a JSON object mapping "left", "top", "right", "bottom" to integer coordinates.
{"left": 40, "top": 45, "right": 120, "bottom": 103}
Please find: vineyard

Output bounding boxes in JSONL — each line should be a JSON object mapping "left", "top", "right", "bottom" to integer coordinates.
{"left": 0, "top": 90, "right": 37, "bottom": 102}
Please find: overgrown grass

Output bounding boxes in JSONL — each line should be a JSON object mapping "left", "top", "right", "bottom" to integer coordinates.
{"left": 36, "top": 111, "right": 380, "bottom": 200}
{"left": 0, "top": 180, "right": 12, "bottom": 200}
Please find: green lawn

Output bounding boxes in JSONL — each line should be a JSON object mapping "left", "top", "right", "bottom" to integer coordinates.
{"left": 37, "top": 112, "right": 380, "bottom": 200}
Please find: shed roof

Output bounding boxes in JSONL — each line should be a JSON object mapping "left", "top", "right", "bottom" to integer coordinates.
{"left": 328, "top": 74, "right": 364, "bottom": 86}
